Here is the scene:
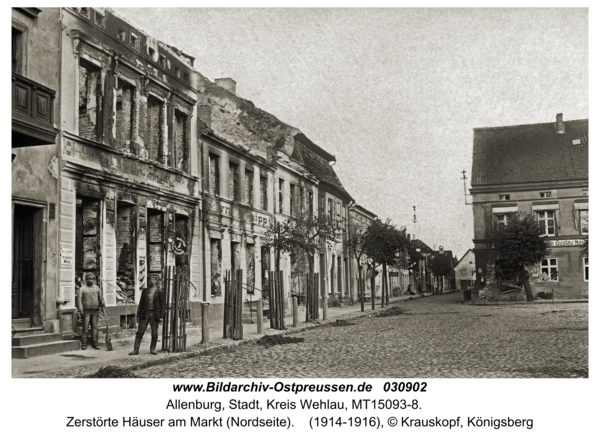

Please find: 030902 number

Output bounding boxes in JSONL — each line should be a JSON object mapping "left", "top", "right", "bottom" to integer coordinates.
{"left": 383, "top": 382, "right": 427, "bottom": 392}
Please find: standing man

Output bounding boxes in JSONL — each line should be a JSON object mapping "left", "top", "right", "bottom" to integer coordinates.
{"left": 77, "top": 273, "right": 105, "bottom": 350}
{"left": 130, "top": 276, "right": 164, "bottom": 355}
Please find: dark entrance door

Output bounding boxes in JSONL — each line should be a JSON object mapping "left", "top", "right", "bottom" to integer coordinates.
{"left": 12, "top": 205, "right": 35, "bottom": 320}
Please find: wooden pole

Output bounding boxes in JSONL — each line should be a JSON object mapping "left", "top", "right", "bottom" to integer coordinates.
{"left": 292, "top": 296, "right": 298, "bottom": 327}
{"left": 201, "top": 303, "right": 209, "bottom": 344}
{"left": 257, "top": 298, "right": 263, "bottom": 334}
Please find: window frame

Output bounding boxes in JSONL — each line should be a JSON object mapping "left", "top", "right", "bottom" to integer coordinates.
{"left": 539, "top": 192, "right": 552, "bottom": 198}
{"left": 583, "top": 257, "right": 588, "bottom": 282}
{"left": 537, "top": 210, "right": 556, "bottom": 237}
{"left": 580, "top": 209, "right": 589, "bottom": 235}
{"left": 498, "top": 194, "right": 510, "bottom": 201}
{"left": 540, "top": 258, "right": 559, "bottom": 282}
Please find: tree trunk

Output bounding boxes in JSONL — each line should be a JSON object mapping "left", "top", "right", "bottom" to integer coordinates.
{"left": 370, "top": 267, "right": 376, "bottom": 310}
{"left": 381, "top": 262, "right": 386, "bottom": 308}
{"left": 358, "top": 265, "right": 364, "bottom": 312}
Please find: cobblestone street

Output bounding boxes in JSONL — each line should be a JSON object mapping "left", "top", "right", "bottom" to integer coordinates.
{"left": 135, "top": 293, "right": 587, "bottom": 379}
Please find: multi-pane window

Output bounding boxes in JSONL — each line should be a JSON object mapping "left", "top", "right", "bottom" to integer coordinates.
{"left": 540, "top": 258, "right": 558, "bottom": 282}
{"left": 342, "top": 205, "right": 346, "bottom": 232}
{"left": 494, "top": 213, "right": 511, "bottom": 229}
{"left": 229, "top": 162, "right": 239, "bottom": 202}
{"left": 278, "top": 179, "right": 284, "bottom": 213}
{"left": 318, "top": 194, "right": 325, "bottom": 217}
{"left": 328, "top": 199, "right": 334, "bottom": 223}
{"left": 115, "top": 82, "right": 134, "bottom": 151}
{"left": 300, "top": 188, "right": 306, "bottom": 216}
{"left": 580, "top": 210, "right": 589, "bottom": 235}
{"left": 289, "top": 183, "right": 295, "bottom": 216}
{"left": 78, "top": 60, "right": 102, "bottom": 142}
{"left": 208, "top": 154, "right": 220, "bottom": 196}
{"left": 540, "top": 192, "right": 552, "bottom": 198}
{"left": 260, "top": 175, "right": 268, "bottom": 210}
{"left": 245, "top": 168, "right": 253, "bottom": 206}
{"left": 336, "top": 202, "right": 341, "bottom": 228}
{"left": 308, "top": 192, "right": 314, "bottom": 218}
{"left": 583, "top": 257, "right": 588, "bottom": 282}
{"left": 538, "top": 211, "right": 555, "bottom": 236}
{"left": 498, "top": 194, "right": 510, "bottom": 201}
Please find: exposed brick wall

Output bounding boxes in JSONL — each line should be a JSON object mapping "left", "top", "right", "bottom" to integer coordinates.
{"left": 115, "top": 84, "right": 133, "bottom": 151}
{"left": 75, "top": 199, "right": 100, "bottom": 282}
{"left": 174, "top": 110, "right": 188, "bottom": 171}
{"left": 147, "top": 97, "right": 162, "bottom": 162}
{"left": 78, "top": 64, "right": 101, "bottom": 142}
{"left": 116, "top": 203, "right": 135, "bottom": 298}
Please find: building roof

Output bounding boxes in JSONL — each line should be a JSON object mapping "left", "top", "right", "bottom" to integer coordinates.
{"left": 472, "top": 117, "right": 588, "bottom": 187}
{"left": 295, "top": 138, "right": 353, "bottom": 201}
{"left": 454, "top": 249, "right": 474, "bottom": 268}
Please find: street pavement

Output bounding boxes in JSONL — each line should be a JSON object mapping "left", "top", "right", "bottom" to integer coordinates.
{"left": 12, "top": 292, "right": 588, "bottom": 378}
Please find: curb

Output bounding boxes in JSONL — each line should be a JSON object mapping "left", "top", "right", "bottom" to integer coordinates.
{"left": 466, "top": 299, "right": 588, "bottom": 306}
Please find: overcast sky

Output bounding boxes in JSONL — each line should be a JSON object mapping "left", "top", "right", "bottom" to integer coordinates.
{"left": 115, "top": 7, "right": 588, "bottom": 258}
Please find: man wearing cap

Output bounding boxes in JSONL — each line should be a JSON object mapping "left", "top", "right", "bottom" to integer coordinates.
{"left": 130, "top": 276, "right": 164, "bottom": 355}
{"left": 77, "top": 274, "right": 105, "bottom": 350}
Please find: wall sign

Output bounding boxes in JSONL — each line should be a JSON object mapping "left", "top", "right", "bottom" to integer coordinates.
{"left": 547, "top": 239, "right": 585, "bottom": 247}
{"left": 60, "top": 247, "right": 73, "bottom": 265}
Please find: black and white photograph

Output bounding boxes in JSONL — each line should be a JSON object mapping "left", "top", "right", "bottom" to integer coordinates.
{"left": 8, "top": 3, "right": 591, "bottom": 435}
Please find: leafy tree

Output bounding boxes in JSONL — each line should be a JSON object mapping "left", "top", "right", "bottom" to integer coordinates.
{"left": 345, "top": 219, "right": 370, "bottom": 312}
{"left": 429, "top": 253, "right": 454, "bottom": 293}
{"left": 490, "top": 212, "right": 551, "bottom": 268}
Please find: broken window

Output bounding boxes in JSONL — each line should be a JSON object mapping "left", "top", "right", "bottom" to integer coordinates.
{"left": 174, "top": 110, "right": 188, "bottom": 172}
{"left": 159, "top": 55, "right": 166, "bottom": 69}
{"left": 229, "top": 162, "right": 240, "bottom": 202}
{"left": 260, "top": 174, "right": 268, "bottom": 210}
{"left": 116, "top": 202, "right": 135, "bottom": 302}
{"left": 115, "top": 81, "right": 134, "bottom": 151}
{"left": 78, "top": 60, "right": 102, "bottom": 142}
{"left": 245, "top": 168, "right": 254, "bottom": 206}
{"left": 209, "top": 153, "right": 220, "bottom": 196}
{"left": 130, "top": 33, "right": 139, "bottom": 50}
{"left": 148, "top": 47, "right": 155, "bottom": 61}
{"left": 117, "top": 27, "right": 127, "bottom": 42}
{"left": 146, "top": 96, "right": 163, "bottom": 162}
{"left": 75, "top": 197, "right": 101, "bottom": 283}
{"left": 540, "top": 258, "right": 558, "bottom": 282}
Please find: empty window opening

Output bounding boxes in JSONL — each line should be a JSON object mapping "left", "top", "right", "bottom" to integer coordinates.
{"left": 210, "top": 239, "right": 222, "bottom": 297}
{"left": 174, "top": 110, "right": 188, "bottom": 171}
{"left": 245, "top": 168, "right": 254, "bottom": 206}
{"left": 209, "top": 153, "right": 220, "bottom": 196}
{"left": 539, "top": 192, "right": 552, "bottom": 198}
{"left": 147, "top": 209, "right": 165, "bottom": 290}
{"left": 130, "top": 33, "right": 139, "bottom": 50}
{"left": 148, "top": 47, "right": 156, "bottom": 61}
{"left": 117, "top": 27, "right": 127, "bottom": 42}
{"left": 147, "top": 96, "right": 163, "bottom": 162}
{"left": 75, "top": 197, "right": 101, "bottom": 285}
{"left": 78, "top": 60, "right": 102, "bottom": 142}
{"left": 116, "top": 202, "right": 135, "bottom": 302}
{"left": 229, "top": 162, "right": 240, "bottom": 202}
{"left": 498, "top": 194, "right": 510, "bottom": 201}
{"left": 115, "top": 82, "right": 134, "bottom": 151}
{"left": 260, "top": 174, "right": 268, "bottom": 210}
{"left": 159, "top": 55, "right": 166, "bottom": 69}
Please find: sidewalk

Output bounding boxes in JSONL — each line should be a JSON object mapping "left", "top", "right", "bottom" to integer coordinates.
{"left": 12, "top": 293, "right": 433, "bottom": 378}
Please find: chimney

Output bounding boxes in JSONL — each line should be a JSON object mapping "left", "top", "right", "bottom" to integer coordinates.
{"left": 215, "top": 78, "right": 236, "bottom": 96}
{"left": 556, "top": 113, "right": 565, "bottom": 134}
{"left": 198, "top": 105, "right": 212, "bottom": 129}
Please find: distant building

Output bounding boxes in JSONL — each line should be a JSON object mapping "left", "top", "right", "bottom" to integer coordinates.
{"left": 454, "top": 249, "right": 476, "bottom": 291}
{"left": 471, "top": 114, "right": 588, "bottom": 299}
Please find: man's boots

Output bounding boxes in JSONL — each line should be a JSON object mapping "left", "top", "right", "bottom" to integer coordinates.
{"left": 81, "top": 334, "right": 87, "bottom": 350}
{"left": 129, "top": 335, "right": 142, "bottom": 355}
{"left": 92, "top": 333, "right": 101, "bottom": 350}
{"left": 150, "top": 336, "right": 158, "bottom": 355}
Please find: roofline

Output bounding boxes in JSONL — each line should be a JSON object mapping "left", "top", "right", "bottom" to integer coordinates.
{"left": 473, "top": 118, "right": 588, "bottom": 131}
{"left": 454, "top": 249, "right": 474, "bottom": 267}
{"left": 349, "top": 203, "right": 378, "bottom": 219}
{"left": 294, "top": 133, "right": 336, "bottom": 162}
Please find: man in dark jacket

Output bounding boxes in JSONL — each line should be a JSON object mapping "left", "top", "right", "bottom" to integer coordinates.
{"left": 77, "top": 273, "right": 105, "bottom": 350}
{"left": 130, "top": 276, "right": 164, "bottom": 355}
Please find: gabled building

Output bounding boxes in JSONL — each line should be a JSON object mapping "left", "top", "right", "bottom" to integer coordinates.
{"left": 453, "top": 249, "right": 476, "bottom": 291}
{"left": 471, "top": 114, "right": 588, "bottom": 299}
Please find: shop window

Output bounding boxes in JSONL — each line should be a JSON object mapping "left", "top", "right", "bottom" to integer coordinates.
{"left": 78, "top": 60, "right": 103, "bottom": 142}
{"left": 229, "top": 162, "right": 240, "bottom": 202}
{"left": 498, "top": 194, "right": 510, "bottom": 201}
{"left": 278, "top": 179, "right": 284, "bottom": 213}
{"left": 537, "top": 210, "right": 556, "bottom": 236}
{"left": 260, "top": 174, "right": 268, "bottom": 210}
{"left": 146, "top": 96, "right": 163, "bottom": 162}
{"left": 115, "top": 82, "right": 135, "bottom": 151}
{"left": 174, "top": 110, "right": 188, "bottom": 171}
{"left": 209, "top": 153, "right": 220, "bottom": 196}
{"left": 245, "top": 168, "right": 254, "bottom": 206}
{"left": 584, "top": 257, "right": 588, "bottom": 282}
{"left": 540, "top": 258, "right": 558, "bottom": 282}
